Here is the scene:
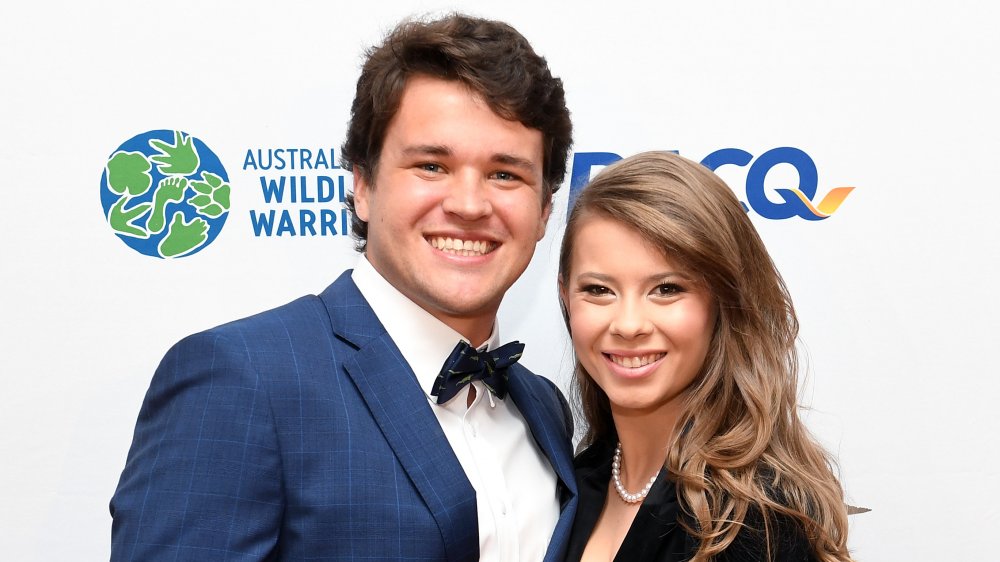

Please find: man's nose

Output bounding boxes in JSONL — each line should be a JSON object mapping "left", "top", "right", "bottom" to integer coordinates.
{"left": 441, "top": 172, "right": 492, "bottom": 220}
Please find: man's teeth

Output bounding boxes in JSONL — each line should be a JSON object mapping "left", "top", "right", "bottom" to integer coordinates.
{"left": 429, "top": 237, "right": 497, "bottom": 256}
{"left": 608, "top": 353, "right": 665, "bottom": 368}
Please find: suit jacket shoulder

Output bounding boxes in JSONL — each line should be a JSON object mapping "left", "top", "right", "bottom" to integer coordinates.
{"left": 110, "top": 299, "right": 325, "bottom": 560}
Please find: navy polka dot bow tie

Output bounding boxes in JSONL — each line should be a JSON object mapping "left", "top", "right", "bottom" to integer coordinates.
{"left": 431, "top": 340, "right": 525, "bottom": 404}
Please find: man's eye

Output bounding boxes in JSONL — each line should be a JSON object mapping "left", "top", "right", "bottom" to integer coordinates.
{"left": 419, "top": 163, "right": 442, "bottom": 173}
{"left": 491, "top": 171, "right": 519, "bottom": 181}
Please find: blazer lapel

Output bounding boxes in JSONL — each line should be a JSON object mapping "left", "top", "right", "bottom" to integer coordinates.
{"left": 320, "top": 273, "right": 479, "bottom": 561}
{"left": 506, "top": 368, "right": 576, "bottom": 497}
{"left": 506, "top": 367, "right": 578, "bottom": 562}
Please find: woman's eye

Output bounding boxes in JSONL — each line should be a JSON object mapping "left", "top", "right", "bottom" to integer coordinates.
{"left": 655, "top": 283, "right": 683, "bottom": 296}
{"left": 581, "top": 284, "right": 611, "bottom": 297}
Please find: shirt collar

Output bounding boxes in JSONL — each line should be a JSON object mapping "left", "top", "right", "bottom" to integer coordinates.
{"left": 351, "top": 255, "right": 500, "bottom": 400}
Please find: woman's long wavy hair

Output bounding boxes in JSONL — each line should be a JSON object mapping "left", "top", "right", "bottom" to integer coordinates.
{"left": 558, "top": 151, "right": 852, "bottom": 562}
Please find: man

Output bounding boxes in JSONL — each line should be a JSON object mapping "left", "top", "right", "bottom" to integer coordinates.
{"left": 110, "top": 14, "right": 576, "bottom": 562}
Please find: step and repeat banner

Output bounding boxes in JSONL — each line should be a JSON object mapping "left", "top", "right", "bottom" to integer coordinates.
{"left": 3, "top": 1, "right": 998, "bottom": 560}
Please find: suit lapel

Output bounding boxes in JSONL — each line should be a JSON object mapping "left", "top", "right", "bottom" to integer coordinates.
{"left": 506, "top": 367, "right": 579, "bottom": 562}
{"left": 320, "top": 273, "right": 479, "bottom": 561}
{"left": 506, "top": 367, "right": 576, "bottom": 496}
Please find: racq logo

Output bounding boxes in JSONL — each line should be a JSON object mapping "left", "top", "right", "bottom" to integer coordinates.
{"left": 568, "top": 147, "right": 854, "bottom": 220}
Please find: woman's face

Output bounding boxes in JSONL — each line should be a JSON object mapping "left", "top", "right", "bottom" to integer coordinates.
{"left": 561, "top": 214, "right": 716, "bottom": 419}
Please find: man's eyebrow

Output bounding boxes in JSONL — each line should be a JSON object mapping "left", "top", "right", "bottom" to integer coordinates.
{"left": 491, "top": 153, "right": 537, "bottom": 173}
{"left": 401, "top": 144, "right": 452, "bottom": 157}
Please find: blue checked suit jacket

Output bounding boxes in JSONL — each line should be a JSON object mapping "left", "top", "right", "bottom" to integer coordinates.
{"left": 110, "top": 271, "right": 578, "bottom": 561}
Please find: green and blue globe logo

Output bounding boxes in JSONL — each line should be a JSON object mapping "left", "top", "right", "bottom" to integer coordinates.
{"left": 100, "top": 130, "right": 231, "bottom": 258}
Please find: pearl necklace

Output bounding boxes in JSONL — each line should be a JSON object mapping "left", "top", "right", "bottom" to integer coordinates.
{"left": 611, "top": 441, "right": 659, "bottom": 504}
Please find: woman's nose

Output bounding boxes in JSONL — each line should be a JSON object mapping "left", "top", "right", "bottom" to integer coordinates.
{"left": 609, "top": 299, "right": 653, "bottom": 339}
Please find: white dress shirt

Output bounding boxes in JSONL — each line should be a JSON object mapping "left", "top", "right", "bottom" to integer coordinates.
{"left": 352, "top": 256, "right": 560, "bottom": 562}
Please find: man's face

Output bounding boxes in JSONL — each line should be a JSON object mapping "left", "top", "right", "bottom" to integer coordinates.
{"left": 354, "top": 75, "right": 550, "bottom": 344}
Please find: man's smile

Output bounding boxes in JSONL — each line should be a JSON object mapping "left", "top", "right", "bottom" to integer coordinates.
{"left": 428, "top": 236, "right": 499, "bottom": 257}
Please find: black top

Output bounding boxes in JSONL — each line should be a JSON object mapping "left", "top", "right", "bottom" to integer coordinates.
{"left": 565, "top": 439, "right": 817, "bottom": 562}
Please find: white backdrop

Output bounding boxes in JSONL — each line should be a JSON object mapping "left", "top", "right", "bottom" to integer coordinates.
{"left": 3, "top": 1, "right": 998, "bottom": 560}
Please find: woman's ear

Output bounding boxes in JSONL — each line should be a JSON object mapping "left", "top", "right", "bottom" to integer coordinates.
{"left": 557, "top": 276, "right": 571, "bottom": 330}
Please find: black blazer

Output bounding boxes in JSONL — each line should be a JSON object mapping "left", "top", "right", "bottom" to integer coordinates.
{"left": 565, "top": 439, "right": 816, "bottom": 562}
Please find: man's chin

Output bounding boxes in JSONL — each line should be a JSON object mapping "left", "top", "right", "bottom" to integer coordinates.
{"left": 417, "top": 288, "right": 504, "bottom": 325}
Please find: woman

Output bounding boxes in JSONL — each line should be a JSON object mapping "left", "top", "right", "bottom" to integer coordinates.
{"left": 559, "top": 152, "right": 853, "bottom": 562}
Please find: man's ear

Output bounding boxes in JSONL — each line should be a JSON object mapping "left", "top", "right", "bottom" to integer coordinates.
{"left": 353, "top": 168, "right": 371, "bottom": 222}
{"left": 536, "top": 201, "right": 553, "bottom": 241}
